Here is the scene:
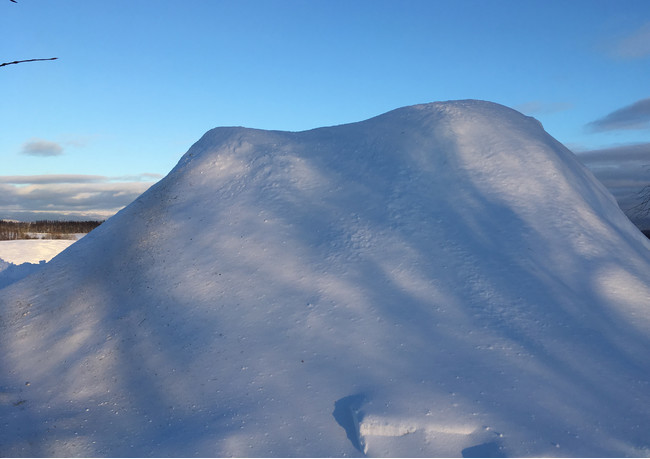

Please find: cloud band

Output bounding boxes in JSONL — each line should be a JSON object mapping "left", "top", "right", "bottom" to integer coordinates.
{"left": 0, "top": 174, "right": 162, "bottom": 221}
{"left": 586, "top": 98, "right": 650, "bottom": 132}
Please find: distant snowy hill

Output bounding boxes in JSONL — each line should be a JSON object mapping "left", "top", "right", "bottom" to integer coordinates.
{"left": 2, "top": 100, "right": 650, "bottom": 457}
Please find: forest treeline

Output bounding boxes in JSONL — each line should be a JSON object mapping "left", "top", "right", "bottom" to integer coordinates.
{"left": 0, "top": 220, "right": 103, "bottom": 240}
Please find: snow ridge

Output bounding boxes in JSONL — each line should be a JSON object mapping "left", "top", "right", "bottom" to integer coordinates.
{"left": 1, "top": 100, "right": 650, "bottom": 457}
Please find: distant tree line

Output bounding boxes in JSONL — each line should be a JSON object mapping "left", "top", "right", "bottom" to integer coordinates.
{"left": 0, "top": 220, "right": 103, "bottom": 240}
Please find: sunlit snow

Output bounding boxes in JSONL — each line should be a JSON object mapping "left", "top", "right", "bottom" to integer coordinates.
{"left": 0, "top": 239, "right": 78, "bottom": 264}
{"left": 0, "top": 239, "right": 81, "bottom": 289}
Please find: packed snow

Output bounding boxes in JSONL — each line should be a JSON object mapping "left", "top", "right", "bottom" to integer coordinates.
{"left": 2, "top": 100, "right": 650, "bottom": 457}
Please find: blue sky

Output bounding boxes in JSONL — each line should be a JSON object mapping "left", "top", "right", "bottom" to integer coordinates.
{"left": 1, "top": 0, "right": 649, "bottom": 219}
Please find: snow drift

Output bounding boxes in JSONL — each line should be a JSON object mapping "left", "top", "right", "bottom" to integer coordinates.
{"left": 2, "top": 100, "right": 650, "bottom": 457}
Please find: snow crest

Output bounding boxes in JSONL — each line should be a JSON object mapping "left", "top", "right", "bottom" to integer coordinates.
{"left": 1, "top": 100, "right": 650, "bottom": 457}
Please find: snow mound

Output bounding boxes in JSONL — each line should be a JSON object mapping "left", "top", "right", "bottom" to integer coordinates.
{"left": 0, "top": 259, "right": 43, "bottom": 290}
{"left": 2, "top": 100, "right": 650, "bottom": 457}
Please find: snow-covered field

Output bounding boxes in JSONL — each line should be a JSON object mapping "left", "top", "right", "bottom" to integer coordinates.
{"left": 2, "top": 100, "right": 650, "bottom": 457}
{"left": 0, "top": 239, "right": 78, "bottom": 264}
{"left": 0, "top": 237, "right": 84, "bottom": 290}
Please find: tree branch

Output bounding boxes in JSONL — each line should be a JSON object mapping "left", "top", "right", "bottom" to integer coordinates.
{"left": 0, "top": 57, "right": 58, "bottom": 67}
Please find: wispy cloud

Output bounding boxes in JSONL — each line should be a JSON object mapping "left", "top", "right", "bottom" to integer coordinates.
{"left": 0, "top": 174, "right": 162, "bottom": 185}
{"left": 514, "top": 101, "right": 573, "bottom": 115}
{"left": 109, "top": 173, "right": 164, "bottom": 182}
{"left": 611, "top": 21, "right": 650, "bottom": 59}
{"left": 0, "top": 174, "right": 162, "bottom": 221}
{"left": 586, "top": 98, "right": 650, "bottom": 132}
{"left": 59, "top": 134, "right": 96, "bottom": 148}
{"left": 0, "top": 175, "right": 107, "bottom": 185}
{"left": 574, "top": 142, "right": 650, "bottom": 162}
{"left": 576, "top": 142, "right": 650, "bottom": 227}
{"left": 20, "top": 139, "right": 65, "bottom": 157}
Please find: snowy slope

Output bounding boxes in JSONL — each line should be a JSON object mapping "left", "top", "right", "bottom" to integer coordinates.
{"left": 2, "top": 100, "right": 650, "bottom": 457}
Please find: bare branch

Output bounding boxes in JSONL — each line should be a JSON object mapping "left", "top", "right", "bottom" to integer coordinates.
{"left": 3, "top": 2, "right": 60, "bottom": 70}
{"left": 0, "top": 57, "right": 58, "bottom": 68}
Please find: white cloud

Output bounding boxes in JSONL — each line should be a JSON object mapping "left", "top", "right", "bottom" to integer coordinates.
{"left": 514, "top": 101, "right": 573, "bottom": 115}
{"left": 20, "top": 139, "right": 64, "bottom": 157}
{"left": 576, "top": 142, "right": 650, "bottom": 163}
{"left": 0, "top": 175, "right": 107, "bottom": 185}
{"left": 612, "top": 21, "right": 650, "bottom": 59}
{"left": 0, "top": 173, "right": 162, "bottom": 185}
{"left": 0, "top": 174, "right": 161, "bottom": 221}
{"left": 576, "top": 142, "right": 650, "bottom": 227}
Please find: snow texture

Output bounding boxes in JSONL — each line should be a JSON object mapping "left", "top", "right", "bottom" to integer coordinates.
{"left": 2, "top": 100, "right": 650, "bottom": 457}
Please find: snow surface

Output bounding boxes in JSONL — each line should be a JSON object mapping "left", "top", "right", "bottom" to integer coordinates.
{"left": 0, "top": 260, "right": 41, "bottom": 291}
{"left": 0, "top": 238, "right": 84, "bottom": 290}
{"left": 2, "top": 100, "right": 650, "bottom": 457}
{"left": 0, "top": 239, "right": 79, "bottom": 264}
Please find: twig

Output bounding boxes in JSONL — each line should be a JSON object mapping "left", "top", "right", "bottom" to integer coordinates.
{"left": 0, "top": 57, "right": 58, "bottom": 68}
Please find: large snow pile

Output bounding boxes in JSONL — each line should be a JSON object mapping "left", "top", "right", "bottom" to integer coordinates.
{"left": 2, "top": 100, "right": 650, "bottom": 457}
